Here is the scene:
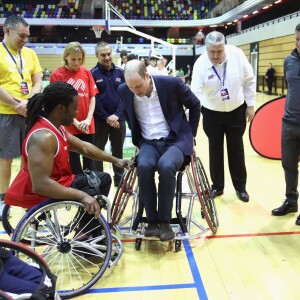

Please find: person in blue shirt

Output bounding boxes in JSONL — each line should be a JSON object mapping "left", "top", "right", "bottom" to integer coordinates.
{"left": 91, "top": 42, "right": 126, "bottom": 186}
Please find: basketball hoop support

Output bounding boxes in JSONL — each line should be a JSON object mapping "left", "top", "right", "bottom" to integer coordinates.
{"left": 92, "top": 26, "right": 105, "bottom": 38}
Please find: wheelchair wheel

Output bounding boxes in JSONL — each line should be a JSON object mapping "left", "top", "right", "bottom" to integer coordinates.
{"left": 11, "top": 200, "right": 112, "bottom": 299}
{"left": 111, "top": 167, "right": 138, "bottom": 226}
{"left": 191, "top": 156, "right": 219, "bottom": 234}
{"left": 109, "top": 233, "right": 123, "bottom": 268}
{"left": 0, "top": 290, "right": 13, "bottom": 300}
{"left": 0, "top": 239, "right": 58, "bottom": 299}
{"left": 2, "top": 204, "right": 27, "bottom": 236}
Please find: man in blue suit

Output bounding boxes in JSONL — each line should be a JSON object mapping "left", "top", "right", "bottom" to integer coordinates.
{"left": 118, "top": 60, "right": 201, "bottom": 241}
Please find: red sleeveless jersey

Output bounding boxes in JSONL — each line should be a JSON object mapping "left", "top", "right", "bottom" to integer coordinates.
{"left": 5, "top": 116, "right": 75, "bottom": 208}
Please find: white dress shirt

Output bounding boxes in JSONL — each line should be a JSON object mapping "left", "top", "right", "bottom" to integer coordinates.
{"left": 146, "top": 65, "right": 157, "bottom": 75}
{"left": 191, "top": 44, "right": 256, "bottom": 112}
{"left": 155, "top": 67, "right": 169, "bottom": 76}
{"left": 133, "top": 78, "right": 170, "bottom": 140}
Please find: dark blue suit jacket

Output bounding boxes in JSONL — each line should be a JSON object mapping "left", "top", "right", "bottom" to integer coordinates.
{"left": 118, "top": 76, "right": 201, "bottom": 155}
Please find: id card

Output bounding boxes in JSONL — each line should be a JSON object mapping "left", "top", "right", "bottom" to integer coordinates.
{"left": 21, "top": 81, "right": 29, "bottom": 95}
{"left": 220, "top": 88, "right": 230, "bottom": 101}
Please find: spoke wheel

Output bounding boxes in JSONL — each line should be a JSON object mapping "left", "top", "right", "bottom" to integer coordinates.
{"left": 12, "top": 200, "right": 112, "bottom": 299}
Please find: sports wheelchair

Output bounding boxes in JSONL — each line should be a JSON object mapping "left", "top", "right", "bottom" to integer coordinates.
{"left": 2, "top": 184, "right": 123, "bottom": 298}
{"left": 0, "top": 239, "right": 60, "bottom": 299}
{"left": 111, "top": 151, "right": 219, "bottom": 252}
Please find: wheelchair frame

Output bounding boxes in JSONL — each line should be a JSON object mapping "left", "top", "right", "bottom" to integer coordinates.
{"left": 111, "top": 152, "right": 219, "bottom": 251}
{"left": 3, "top": 196, "right": 123, "bottom": 269}
{"left": 6, "top": 199, "right": 114, "bottom": 299}
{"left": 0, "top": 239, "right": 61, "bottom": 300}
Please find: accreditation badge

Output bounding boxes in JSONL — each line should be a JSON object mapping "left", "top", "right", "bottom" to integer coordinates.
{"left": 220, "top": 88, "right": 230, "bottom": 101}
{"left": 21, "top": 81, "right": 29, "bottom": 95}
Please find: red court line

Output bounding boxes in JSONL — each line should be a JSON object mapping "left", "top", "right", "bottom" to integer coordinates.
{"left": 207, "top": 231, "right": 300, "bottom": 239}
{"left": 118, "top": 230, "right": 300, "bottom": 243}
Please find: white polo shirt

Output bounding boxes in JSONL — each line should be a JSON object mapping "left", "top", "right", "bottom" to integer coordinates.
{"left": 191, "top": 44, "right": 256, "bottom": 112}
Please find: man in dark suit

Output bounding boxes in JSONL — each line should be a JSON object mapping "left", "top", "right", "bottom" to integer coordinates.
{"left": 118, "top": 59, "right": 201, "bottom": 241}
{"left": 265, "top": 63, "right": 275, "bottom": 95}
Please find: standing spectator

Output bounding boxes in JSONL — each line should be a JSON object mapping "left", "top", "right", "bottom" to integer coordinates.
{"left": 185, "top": 64, "right": 192, "bottom": 85}
{"left": 272, "top": 23, "right": 300, "bottom": 225}
{"left": 146, "top": 56, "right": 158, "bottom": 75}
{"left": 127, "top": 53, "right": 137, "bottom": 62}
{"left": 265, "top": 63, "right": 275, "bottom": 95}
{"left": 117, "top": 49, "right": 128, "bottom": 70}
{"left": 0, "top": 15, "right": 42, "bottom": 218}
{"left": 191, "top": 31, "right": 255, "bottom": 202}
{"left": 155, "top": 59, "right": 168, "bottom": 76}
{"left": 44, "top": 68, "right": 50, "bottom": 80}
{"left": 118, "top": 60, "right": 200, "bottom": 241}
{"left": 91, "top": 42, "right": 126, "bottom": 187}
{"left": 50, "top": 42, "right": 98, "bottom": 174}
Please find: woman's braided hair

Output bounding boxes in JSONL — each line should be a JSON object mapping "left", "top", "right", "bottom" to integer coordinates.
{"left": 25, "top": 81, "right": 77, "bottom": 135}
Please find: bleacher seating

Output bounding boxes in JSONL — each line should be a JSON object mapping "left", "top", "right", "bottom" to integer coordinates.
{"left": 113, "top": 0, "right": 220, "bottom": 21}
{"left": 0, "top": 1, "right": 84, "bottom": 19}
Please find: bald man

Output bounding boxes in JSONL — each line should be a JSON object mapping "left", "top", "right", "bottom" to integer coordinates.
{"left": 118, "top": 60, "right": 200, "bottom": 241}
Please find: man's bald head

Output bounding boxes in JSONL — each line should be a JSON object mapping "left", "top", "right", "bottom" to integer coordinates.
{"left": 124, "top": 59, "right": 152, "bottom": 98}
{"left": 124, "top": 59, "right": 147, "bottom": 81}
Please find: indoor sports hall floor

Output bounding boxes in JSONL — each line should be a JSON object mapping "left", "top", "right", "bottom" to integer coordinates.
{"left": 1, "top": 92, "right": 300, "bottom": 300}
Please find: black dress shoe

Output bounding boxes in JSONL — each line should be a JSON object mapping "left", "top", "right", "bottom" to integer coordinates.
{"left": 159, "top": 223, "right": 174, "bottom": 241}
{"left": 296, "top": 215, "right": 300, "bottom": 225}
{"left": 211, "top": 189, "right": 223, "bottom": 198}
{"left": 236, "top": 190, "right": 249, "bottom": 202}
{"left": 272, "top": 200, "right": 298, "bottom": 216}
{"left": 144, "top": 223, "right": 160, "bottom": 237}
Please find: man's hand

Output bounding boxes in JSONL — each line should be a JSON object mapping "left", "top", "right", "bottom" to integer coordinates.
{"left": 80, "top": 194, "right": 101, "bottom": 218}
{"left": 107, "top": 115, "right": 120, "bottom": 128}
{"left": 246, "top": 106, "right": 255, "bottom": 122}
{"left": 14, "top": 99, "right": 28, "bottom": 116}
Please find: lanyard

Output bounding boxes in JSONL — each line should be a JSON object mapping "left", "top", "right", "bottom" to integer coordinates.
{"left": 212, "top": 62, "right": 227, "bottom": 88}
{"left": 2, "top": 41, "right": 24, "bottom": 80}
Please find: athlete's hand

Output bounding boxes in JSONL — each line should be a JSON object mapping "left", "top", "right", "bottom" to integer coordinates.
{"left": 113, "top": 158, "right": 134, "bottom": 170}
{"left": 80, "top": 194, "right": 101, "bottom": 218}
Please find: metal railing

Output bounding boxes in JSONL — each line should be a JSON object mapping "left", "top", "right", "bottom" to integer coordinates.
{"left": 257, "top": 75, "right": 286, "bottom": 96}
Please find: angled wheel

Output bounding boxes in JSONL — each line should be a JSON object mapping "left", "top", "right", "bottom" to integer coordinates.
{"left": 0, "top": 239, "right": 58, "bottom": 299}
{"left": 2, "top": 204, "right": 27, "bottom": 237}
{"left": 11, "top": 200, "right": 112, "bottom": 299}
{"left": 111, "top": 167, "right": 138, "bottom": 226}
{"left": 191, "top": 155, "right": 219, "bottom": 234}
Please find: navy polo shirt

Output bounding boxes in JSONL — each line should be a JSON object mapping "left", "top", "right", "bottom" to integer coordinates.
{"left": 90, "top": 62, "right": 125, "bottom": 122}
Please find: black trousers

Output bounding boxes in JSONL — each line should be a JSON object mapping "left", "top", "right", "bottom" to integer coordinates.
{"left": 202, "top": 103, "right": 247, "bottom": 191}
{"left": 281, "top": 120, "right": 300, "bottom": 204}
{"left": 69, "top": 133, "right": 95, "bottom": 175}
{"left": 266, "top": 79, "right": 274, "bottom": 94}
{"left": 93, "top": 119, "right": 126, "bottom": 181}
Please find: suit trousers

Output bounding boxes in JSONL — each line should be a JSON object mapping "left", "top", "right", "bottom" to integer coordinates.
{"left": 281, "top": 120, "right": 300, "bottom": 204}
{"left": 94, "top": 119, "right": 126, "bottom": 181}
{"left": 137, "top": 140, "right": 184, "bottom": 223}
{"left": 202, "top": 103, "right": 247, "bottom": 191}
